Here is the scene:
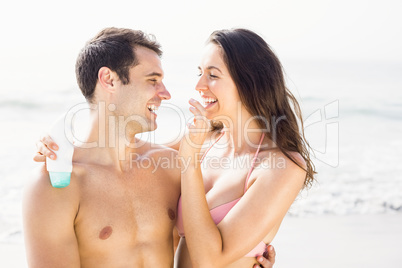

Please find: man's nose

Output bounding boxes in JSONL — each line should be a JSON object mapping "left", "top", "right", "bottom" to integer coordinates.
{"left": 158, "top": 83, "right": 171, "bottom": 100}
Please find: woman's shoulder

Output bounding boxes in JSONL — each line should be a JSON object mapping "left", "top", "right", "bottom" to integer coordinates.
{"left": 245, "top": 149, "right": 306, "bottom": 196}
{"left": 286, "top": 151, "right": 307, "bottom": 170}
{"left": 256, "top": 149, "right": 307, "bottom": 175}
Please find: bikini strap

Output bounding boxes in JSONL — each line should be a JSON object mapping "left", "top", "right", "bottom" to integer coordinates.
{"left": 244, "top": 133, "right": 265, "bottom": 192}
{"left": 200, "top": 131, "right": 225, "bottom": 163}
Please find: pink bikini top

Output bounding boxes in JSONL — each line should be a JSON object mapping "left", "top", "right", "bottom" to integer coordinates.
{"left": 176, "top": 132, "right": 267, "bottom": 258}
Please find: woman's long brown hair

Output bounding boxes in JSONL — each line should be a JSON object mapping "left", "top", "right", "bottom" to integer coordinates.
{"left": 209, "top": 29, "right": 316, "bottom": 188}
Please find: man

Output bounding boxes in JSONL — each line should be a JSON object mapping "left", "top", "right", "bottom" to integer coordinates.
{"left": 25, "top": 27, "right": 275, "bottom": 267}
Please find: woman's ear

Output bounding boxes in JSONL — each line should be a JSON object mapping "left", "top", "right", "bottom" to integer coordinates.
{"left": 98, "top": 67, "right": 117, "bottom": 93}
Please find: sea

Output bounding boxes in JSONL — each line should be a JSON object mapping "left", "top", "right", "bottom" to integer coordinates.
{"left": 0, "top": 58, "right": 401, "bottom": 250}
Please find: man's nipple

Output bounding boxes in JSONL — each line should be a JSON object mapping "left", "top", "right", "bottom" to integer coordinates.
{"left": 99, "top": 226, "right": 113, "bottom": 240}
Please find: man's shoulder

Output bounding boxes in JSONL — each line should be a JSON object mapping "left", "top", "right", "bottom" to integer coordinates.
{"left": 149, "top": 145, "right": 178, "bottom": 157}
{"left": 26, "top": 164, "right": 58, "bottom": 194}
{"left": 137, "top": 142, "right": 181, "bottom": 179}
{"left": 24, "top": 164, "right": 80, "bottom": 206}
{"left": 23, "top": 164, "right": 81, "bottom": 267}
{"left": 137, "top": 139, "right": 178, "bottom": 158}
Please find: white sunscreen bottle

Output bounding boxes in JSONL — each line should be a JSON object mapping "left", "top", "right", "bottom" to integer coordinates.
{"left": 46, "top": 112, "right": 75, "bottom": 188}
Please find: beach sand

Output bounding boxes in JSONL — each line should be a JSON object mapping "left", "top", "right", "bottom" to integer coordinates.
{"left": 0, "top": 242, "right": 26, "bottom": 268}
{"left": 272, "top": 214, "right": 402, "bottom": 268}
{"left": 1, "top": 214, "right": 401, "bottom": 267}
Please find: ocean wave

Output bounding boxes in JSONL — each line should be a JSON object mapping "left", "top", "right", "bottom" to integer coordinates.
{"left": 0, "top": 90, "right": 85, "bottom": 113}
{"left": 0, "top": 99, "right": 42, "bottom": 110}
{"left": 343, "top": 107, "right": 402, "bottom": 120}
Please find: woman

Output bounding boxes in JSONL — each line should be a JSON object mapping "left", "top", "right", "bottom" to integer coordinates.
{"left": 174, "top": 29, "right": 315, "bottom": 267}
{"left": 35, "top": 28, "right": 314, "bottom": 267}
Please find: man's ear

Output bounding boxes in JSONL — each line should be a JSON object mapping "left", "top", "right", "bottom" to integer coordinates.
{"left": 98, "top": 67, "right": 117, "bottom": 94}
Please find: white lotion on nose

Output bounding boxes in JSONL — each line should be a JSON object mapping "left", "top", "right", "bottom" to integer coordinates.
{"left": 46, "top": 112, "right": 75, "bottom": 188}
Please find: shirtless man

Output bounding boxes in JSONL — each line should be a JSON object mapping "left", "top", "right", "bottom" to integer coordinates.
{"left": 25, "top": 27, "right": 275, "bottom": 268}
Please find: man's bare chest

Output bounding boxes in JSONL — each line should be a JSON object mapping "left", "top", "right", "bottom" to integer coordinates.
{"left": 72, "top": 169, "right": 180, "bottom": 250}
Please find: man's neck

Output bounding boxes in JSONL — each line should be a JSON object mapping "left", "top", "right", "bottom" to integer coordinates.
{"left": 73, "top": 107, "right": 145, "bottom": 172}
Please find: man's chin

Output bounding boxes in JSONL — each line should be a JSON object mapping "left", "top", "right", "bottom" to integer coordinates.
{"left": 149, "top": 124, "right": 157, "bottom": 132}
{"left": 143, "top": 122, "right": 158, "bottom": 133}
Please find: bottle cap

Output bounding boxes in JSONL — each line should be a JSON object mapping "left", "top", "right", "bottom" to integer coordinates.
{"left": 49, "top": 172, "right": 71, "bottom": 188}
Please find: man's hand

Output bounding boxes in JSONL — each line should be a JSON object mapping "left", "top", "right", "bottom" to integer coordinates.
{"left": 254, "top": 245, "right": 276, "bottom": 268}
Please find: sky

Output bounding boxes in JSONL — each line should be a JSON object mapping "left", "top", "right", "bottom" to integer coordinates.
{"left": 0, "top": 0, "right": 401, "bottom": 96}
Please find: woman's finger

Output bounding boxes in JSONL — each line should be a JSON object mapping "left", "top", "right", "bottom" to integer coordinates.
{"left": 36, "top": 140, "right": 57, "bottom": 160}
{"left": 265, "top": 245, "right": 276, "bottom": 264}
{"left": 255, "top": 245, "right": 276, "bottom": 268}
{"left": 40, "top": 134, "right": 59, "bottom": 151}
{"left": 189, "top": 106, "right": 201, "bottom": 116}
{"left": 33, "top": 152, "right": 46, "bottom": 162}
{"left": 189, "top": 106, "right": 210, "bottom": 129}
{"left": 189, "top": 98, "right": 206, "bottom": 115}
{"left": 256, "top": 255, "right": 270, "bottom": 267}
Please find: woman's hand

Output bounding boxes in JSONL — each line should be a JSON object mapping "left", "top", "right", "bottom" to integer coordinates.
{"left": 33, "top": 134, "right": 59, "bottom": 162}
{"left": 178, "top": 98, "right": 211, "bottom": 166}
{"left": 254, "top": 245, "right": 276, "bottom": 268}
{"left": 185, "top": 98, "right": 211, "bottom": 145}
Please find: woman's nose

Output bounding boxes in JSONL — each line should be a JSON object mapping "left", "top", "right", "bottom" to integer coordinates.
{"left": 195, "top": 75, "right": 208, "bottom": 93}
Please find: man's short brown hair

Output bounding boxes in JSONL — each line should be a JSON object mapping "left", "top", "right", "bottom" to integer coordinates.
{"left": 75, "top": 27, "right": 162, "bottom": 102}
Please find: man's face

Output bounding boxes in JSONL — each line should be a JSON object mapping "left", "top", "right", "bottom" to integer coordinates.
{"left": 115, "top": 46, "right": 171, "bottom": 133}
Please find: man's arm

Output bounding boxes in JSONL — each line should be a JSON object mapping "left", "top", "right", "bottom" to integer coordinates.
{"left": 23, "top": 165, "right": 80, "bottom": 268}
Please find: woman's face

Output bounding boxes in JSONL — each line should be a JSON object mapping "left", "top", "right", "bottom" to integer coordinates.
{"left": 196, "top": 43, "right": 241, "bottom": 120}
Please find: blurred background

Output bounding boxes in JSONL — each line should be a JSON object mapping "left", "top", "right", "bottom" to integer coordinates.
{"left": 0, "top": 0, "right": 401, "bottom": 267}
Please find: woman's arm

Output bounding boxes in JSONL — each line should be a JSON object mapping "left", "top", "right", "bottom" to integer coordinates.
{"left": 33, "top": 132, "right": 212, "bottom": 160}
{"left": 179, "top": 99, "right": 305, "bottom": 267}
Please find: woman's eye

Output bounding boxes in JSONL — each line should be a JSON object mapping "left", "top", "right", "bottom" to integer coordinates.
{"left": 196, "top": 72, "right": 218, "bottom": 78}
